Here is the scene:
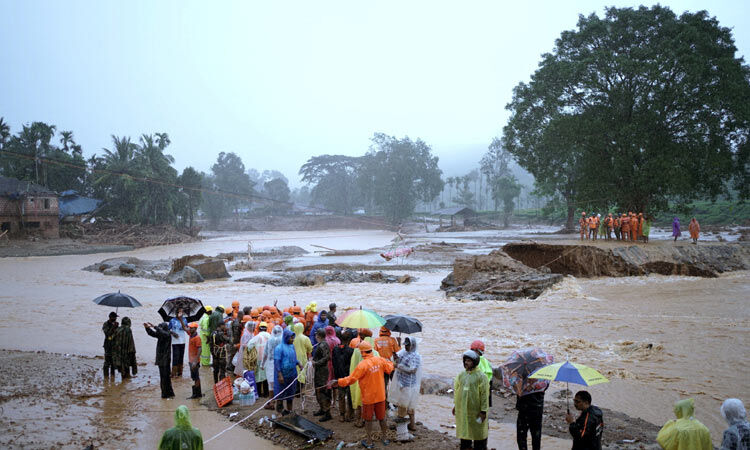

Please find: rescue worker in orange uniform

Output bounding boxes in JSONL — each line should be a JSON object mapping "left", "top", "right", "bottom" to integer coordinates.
{"left": 688, "top": 217, "right": 700, "bottom": 244}
{"left": 330, "top": 341, "right": 394, "bottom": 448}
{"left": 620, "top": 213, "right": 630, "bottom": 241}
{"left": 605, "top": 213, "right": 614, "bottom": 241}
{"left": 374, "top": 327, "right": 401, "bottom": 398}
{"left": 588, "top": 215, "right": 598, "bottom": 240}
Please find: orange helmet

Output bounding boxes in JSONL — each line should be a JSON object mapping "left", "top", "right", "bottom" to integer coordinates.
{"left": 470, "top": 340, "right": 485, "bottom": 352}
{"left": 358, "top": 341, "right": 373, "bottom": 353}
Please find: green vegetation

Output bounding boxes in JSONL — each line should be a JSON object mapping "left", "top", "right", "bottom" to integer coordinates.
{"left": 503, "top": 6, "right": 750, "bottom": 230}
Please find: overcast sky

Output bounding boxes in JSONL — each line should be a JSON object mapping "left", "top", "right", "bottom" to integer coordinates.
{"left": 2, "top": 1, "right": 748, "bottom": 187}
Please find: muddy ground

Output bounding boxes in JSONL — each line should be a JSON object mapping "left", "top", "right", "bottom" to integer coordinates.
{"left": 0, "top": 349, "right": 665, "bottom": 449}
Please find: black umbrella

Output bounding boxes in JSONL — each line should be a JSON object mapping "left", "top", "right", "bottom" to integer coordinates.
{"left": 158, "top": 296, "right": 205, "bottom": 323}
{"left": 383, "top": 314, "right": 423, "bottom": 334}
{"left": 92, "top": 291, "right": 142, "bottom": 314}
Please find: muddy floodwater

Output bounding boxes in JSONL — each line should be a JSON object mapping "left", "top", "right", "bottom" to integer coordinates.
{"left": 0, "top": 229, "right": 747, "bottom": 448}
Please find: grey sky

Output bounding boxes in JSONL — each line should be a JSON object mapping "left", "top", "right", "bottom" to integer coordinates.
{"left": 2, "top": 1, "right": 748, "bottom": 187}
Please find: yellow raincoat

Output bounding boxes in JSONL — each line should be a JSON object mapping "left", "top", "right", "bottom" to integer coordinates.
{"left": 454, "top": 366, "right": 489, "bottom": 441}
{"left": 293, "top": 323, "right": 313, "bottom": 384}
{"left": 349, "top": 337, "right": 379, "bottom": 409}
{"left": 656, "top": 398, "right": 712, "bottom": 450}
{"left": 198, "top": 313, "right": 211, "bottom": 366}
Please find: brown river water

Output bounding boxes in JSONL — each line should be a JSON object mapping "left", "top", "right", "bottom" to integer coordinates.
{"left": 0, "top": 230, "right": 747, "bottom": 448}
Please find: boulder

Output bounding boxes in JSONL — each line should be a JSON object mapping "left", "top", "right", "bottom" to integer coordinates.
{"left": 420, "top": 374, "right": 453, "bottom": 395}
{"left": 166, "top": 266, "right": 205, "bottom": 284}
{"left": 171, "top": 254, "right": 230, "bottom": 280}
{"left": 119, "top": 263, "right": 136, "bottom": 274}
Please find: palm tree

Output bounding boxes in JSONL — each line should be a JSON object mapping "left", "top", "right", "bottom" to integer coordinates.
{"left": 0, "top": 117, "right": 10, "bottom": 149}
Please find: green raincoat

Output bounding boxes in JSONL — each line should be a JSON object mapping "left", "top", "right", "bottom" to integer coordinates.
{"left": 198, "top": 313, "right": 211, "bottom": 366}
{"left": 293, "top": 322, "right": 313, "bottom": 384}
{"left": 656, "top": 398, "right": 712, "bottom": 450}
{"left": 349, "top": 337, "right": 379, "bottom": 409}
{"left": 158, "top": 405, "right": 203, "bottom": 450}
{"left": 642, "top": 220, "right": 651, "bottom": 238}
{"left": 478, "top": 356, "right": 493, "bottom": 382}
{"left": 454, "top": 366, "right": 489, "bottom": 441}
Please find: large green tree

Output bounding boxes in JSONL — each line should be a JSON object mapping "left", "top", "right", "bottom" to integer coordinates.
{"left": 263, "top": 178, "right": 291, "bottom": 214}
{"left": 361, "top": 133, "right": 443, "bottom": 223}
{"left": 178, "top": 166, "right": 203, "bottom": 230}
{"left": 503, "top": 5, "right": 750, "bottom": 226}
{"left": 299, "top": 155, "right": 362, "bottom": 215}
{"left": 205, "top": 152, "right": 253, "bottom": 226}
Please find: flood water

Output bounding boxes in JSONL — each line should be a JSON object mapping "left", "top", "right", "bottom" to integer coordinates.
{"left": 0, "top": 229, "right": 747, "bottom": 447}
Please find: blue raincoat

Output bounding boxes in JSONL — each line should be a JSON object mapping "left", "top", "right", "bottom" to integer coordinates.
{"left": 273, "top": 329, "right": 299, "bottom": 400}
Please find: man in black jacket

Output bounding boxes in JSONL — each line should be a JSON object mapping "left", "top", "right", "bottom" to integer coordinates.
{"left": 565, "top": 391, "right": 603, "bottom": 450}
{"left": 145, "top": 322, "right": 175, "bottom": 399}
{"left": 332, "top": 330, "right": 354, "bottom": 422}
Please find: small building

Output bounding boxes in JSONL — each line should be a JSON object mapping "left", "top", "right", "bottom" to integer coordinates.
{"left": 433, "top": 206, "right": 477, "bottom": 227}
{"left": 58, "top": 190, "right": 102, "bottom": 221}
{"left": 0, "top": 176, "right": 60, "bottom": 238}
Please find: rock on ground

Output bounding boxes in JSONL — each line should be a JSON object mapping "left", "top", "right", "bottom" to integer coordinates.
{"left": 166, "top": 266, "right": 205, "bottom": 284}
{"left": 440, "top": 250, "right": 563, "bottom": 301}
{"left": 82, "top": 256, "right": 169, "bottom": 281}
{"left": 170, "top": 254, "right": 230, "bottom": 279}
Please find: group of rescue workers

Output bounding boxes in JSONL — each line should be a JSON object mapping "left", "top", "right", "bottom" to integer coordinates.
{"left": 579, "top": 211, "right": 652, "bottom": 242}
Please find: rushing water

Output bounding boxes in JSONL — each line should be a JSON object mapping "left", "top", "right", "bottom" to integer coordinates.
{"left": 0, "top": 229, "right": 747, "bottom": 446}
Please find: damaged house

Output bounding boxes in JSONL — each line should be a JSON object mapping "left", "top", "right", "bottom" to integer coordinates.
{"left": 0, "top": 175, "right": 60, "bottom": 238}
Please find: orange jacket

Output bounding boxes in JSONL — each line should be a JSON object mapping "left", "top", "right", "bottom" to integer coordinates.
{"left": 588, "top": 217, "right": 597, "bottom": 229}
{"left": 336, "top": 353, "right": 394, "bottom": 405}
{"left": 374, "top": 331, "right": 400, "bottom": 360}
{"left": 621, "top": 216, "right": 630, "bottom": 232}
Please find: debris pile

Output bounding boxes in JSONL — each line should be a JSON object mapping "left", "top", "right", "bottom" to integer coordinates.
{"left": 61, "top": 221, "right": 199, "bottom": 248}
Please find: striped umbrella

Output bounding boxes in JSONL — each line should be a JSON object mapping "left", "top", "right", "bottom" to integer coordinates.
{"left": 529, "top": 361, "right": 608, "bottom": 411}
{"left": 336, "top": 306, "right": 385, "bottom": 329}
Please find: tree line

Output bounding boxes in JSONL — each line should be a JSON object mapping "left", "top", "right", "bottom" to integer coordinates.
{"left": 0, "top": 120, "right": 295, "bottom": 229}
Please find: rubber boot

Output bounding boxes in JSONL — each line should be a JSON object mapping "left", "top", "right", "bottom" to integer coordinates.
{"left": 103, "top": 367, "right": 109, "bottom": 378}
{"left": 320, "top": 411, "right": 332, "bottom": 422}
{"left": 187, "top": 385, "right": 202, "bottom": 399}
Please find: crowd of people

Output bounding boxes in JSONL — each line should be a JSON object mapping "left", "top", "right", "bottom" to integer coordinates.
{"left": 579, "top": 211, "right": 653, "bottom": 242}
{"left": 578, "top": 211, "right": 703, "bottom": 244}
{"left": 103, "top": 302, "right": 746, "bottom": 450}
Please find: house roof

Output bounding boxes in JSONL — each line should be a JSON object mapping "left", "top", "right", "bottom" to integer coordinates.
{"left": 0, "top": 176, "right": 56, "bottom": 197}
{"left": 59, "top": 194, "right": 102, "bottom": 218}
{"left": 433, "top": 206, "right": 476, "bottom": 216}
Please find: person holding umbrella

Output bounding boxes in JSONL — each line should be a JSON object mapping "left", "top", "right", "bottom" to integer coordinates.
{"left": 169, "top": 308, "right": 189, "bottom": 378}
{"left": 145, "top": 322, "right": 175, "bottom": 399}
{"left": 565, "top": 391, "right": 603, "bottom": 450}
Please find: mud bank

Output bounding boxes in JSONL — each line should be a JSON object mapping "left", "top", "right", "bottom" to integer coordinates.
{"left": 503, "top": 242, "right": 750, "bottom": 277}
